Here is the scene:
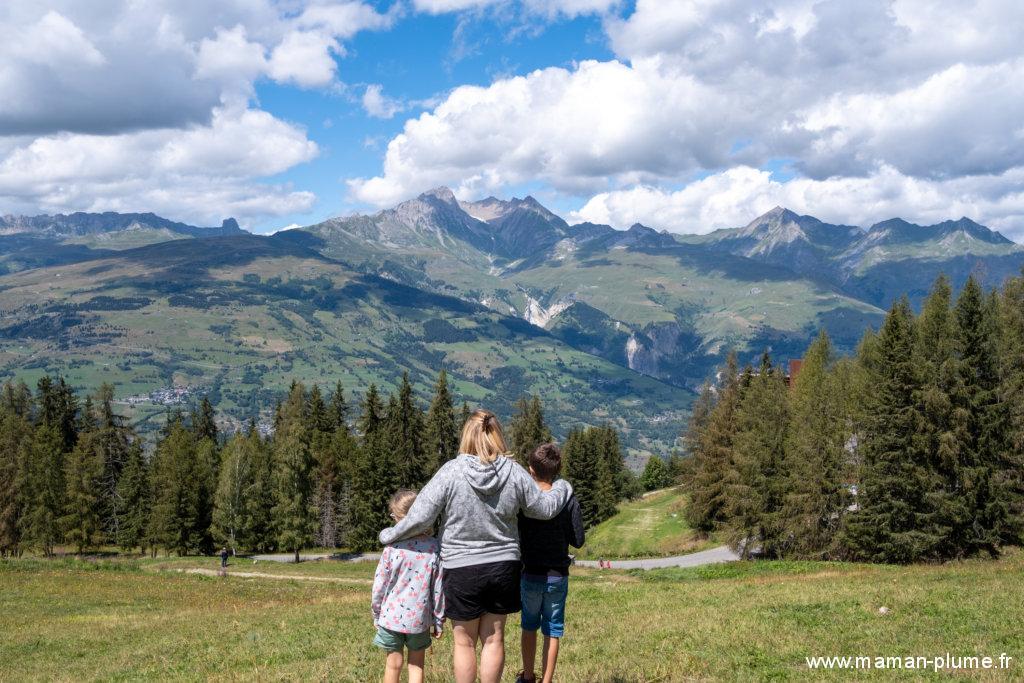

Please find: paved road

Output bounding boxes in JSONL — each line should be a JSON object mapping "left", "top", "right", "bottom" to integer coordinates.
{"left": 575, "top": 545, "right": 739, "bottom": 570}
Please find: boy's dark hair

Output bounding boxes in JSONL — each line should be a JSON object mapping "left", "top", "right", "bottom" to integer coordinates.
{"left": 529, "top": 443, "right": 562, "bottom": 482}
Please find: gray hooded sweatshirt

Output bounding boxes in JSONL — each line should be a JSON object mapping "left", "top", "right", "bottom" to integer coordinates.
{"left": 378, "top": 454, "right": 573, "bottom": 569}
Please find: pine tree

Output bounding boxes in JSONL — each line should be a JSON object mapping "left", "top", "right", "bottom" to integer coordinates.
{"left": 780, "top": 332, "right": 852, "bottom": 559}
{"left": 685, "top": 353, "right": 742, "bottom": 535}
{"left": 510, "top": 395, "right": 552, "bottom": 466}
{"left": 640, "top": 455, "right": 671, "bottom": 492}
{"left": 272, "top": 383, "right": 316, "bottom": 562}
{"left": 726, "top": 354, "right": 789, "bottom": 559}
{"left": 424, "top": 369, "right": 459, "bottom": 473}
{"left": 61, "top": 430, "right": 104, "bottom": 554}
{"left": 459, "top": 401, "right": 471, "bottom": 430}
{"left": 842, "top": 297, "right": 933, "bottom": 563}
{"left": 191, "top": 396, "right": 218, "bottom": 444}
{"left": 116, "top": 442, "right": 150, "bottom": 553}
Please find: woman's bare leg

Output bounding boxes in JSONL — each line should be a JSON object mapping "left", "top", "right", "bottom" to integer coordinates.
{"left": 407, "top": 648, "right": 426, "bottom": 683}
{"left": 478, "top": 613, "right": 508, "bottom": 683}
{"left": 452, "top": 619, "right": 481, "bottom": 683}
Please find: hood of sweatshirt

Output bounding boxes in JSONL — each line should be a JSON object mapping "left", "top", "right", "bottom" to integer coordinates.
{"left": 456, "top": 453, "right": 513, "bottom": 497}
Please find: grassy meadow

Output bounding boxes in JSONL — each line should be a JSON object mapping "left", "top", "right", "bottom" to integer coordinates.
{"left": 1, "top": 550, "right": 1022, "bottom": 681}
{"left": 575, "top": 488, "right": 716, "bottom": 560}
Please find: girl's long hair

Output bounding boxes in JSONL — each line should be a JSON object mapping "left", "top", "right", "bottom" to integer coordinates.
{"left": 459, "top": 409, "right": 508, "bottom": 464}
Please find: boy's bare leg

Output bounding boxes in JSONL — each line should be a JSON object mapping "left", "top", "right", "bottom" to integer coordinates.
{"left": 478, "top": 612, "right": 508, "bottom": 683}
{"left": 452, "top": 619, "right": 480, "bottom": 683}
{"left": 540, "top": 636, "right": 560, "bottom": 683}
{"left": 407, "top": 648, "right": 426, "bottom": 683}
{"left": 521, "top": 629, "right": 538, "bottom": 681}
{"left": 383, "top": 651, "right": 403, "bottom": 683}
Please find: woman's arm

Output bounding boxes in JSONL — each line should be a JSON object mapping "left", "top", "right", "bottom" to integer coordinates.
{"left": 378, "top": 468, "right": 448, "bottom": 545}
{"left": 518, "top": 465, "right": 574, "bottom": 520}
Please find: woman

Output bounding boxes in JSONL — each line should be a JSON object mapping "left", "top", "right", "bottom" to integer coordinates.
{"left": 379, "top": 409, "right": 573, "bottom": 683}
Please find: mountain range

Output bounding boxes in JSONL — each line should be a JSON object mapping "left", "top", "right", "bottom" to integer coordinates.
{"left": 0, "top": 191, "right": 1021, "bottom": 457}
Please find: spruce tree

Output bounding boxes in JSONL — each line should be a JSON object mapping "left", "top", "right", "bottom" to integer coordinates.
{"left": 61, "top": 430, "right": 104, "bottom": 554}
{"left": 949, "top": 278, "right": 1009, "bottom": 555}
{"left": 910, "top": 275, "right": 964, "bottom": 558}
{"left": 115, "top": 442, "right": 150, "bottom": 553}
{"left": 0, "top": 407, "right": 31, "bottom": 556}
{"left": 272, "top": 383, "right": 317, "bottom": 562}
{"left": 19, "top": 424, "right": 66, "bottom": 556}
{"left": 306, "top": 385, "right": 330, "bottom": 434}
{"left": 780, "top": 332, "right": 851, "bottom": 559}
{"left": 563, "top": 428, "right": 599, "bottom": 527}
{"left": 842, "top": 297, "right": 932, "bottom": 563}
{"left": 327, "top": 381, "right": 350, "bottom": 434}
{"left": 242, "top": 431, "right": 276, "bottom": 552}
{"left": 684, "top": 353, "right": 742, "bottom": 535}
{"left": 387, "top": 373, "right": 428, "bottom": 488}
{"left": 92, "top": 385, "right": 134, "bottom": 548}
{"left": 997, "top": 272, "right": 1024, "bottom": 544}
{"left": 358, "top": 384, "right": 384, "bottom": 437}
{"left": 510, "top": 395, "right": 552, "bottom": 465}
{"left": 726, "top": 354, "right": 789, "bottom": 559}
{"left": 147, "top": 421, "right": 214, "bottom": 555}
{"left": 36, "top": 376, "right": 79, "bottom": 454}
{"left": 424, "top": 370, "right": 459, "bottom": 473}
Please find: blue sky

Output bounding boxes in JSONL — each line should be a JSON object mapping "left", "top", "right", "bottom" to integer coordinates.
{"left": 255, "top": 6, "right": 618, "bottom": 230}
{"left": 1, "top": 1, "right": 1023, "bottom": 239}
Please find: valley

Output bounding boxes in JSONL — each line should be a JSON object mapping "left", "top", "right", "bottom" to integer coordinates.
{"left": 1, "top": 190, "right": 1022, "bottom": 457}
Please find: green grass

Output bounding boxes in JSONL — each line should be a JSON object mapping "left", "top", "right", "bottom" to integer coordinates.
{"left": 1, "top": 551, "right": 1022, "bottom": 681}
{"left": 576, "top": 487, "right": 715, "bottom": 560}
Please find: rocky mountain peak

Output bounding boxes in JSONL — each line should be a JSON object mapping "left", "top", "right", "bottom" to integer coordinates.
{"left": 418, "top": 186, "right": 458, "bottom": 204}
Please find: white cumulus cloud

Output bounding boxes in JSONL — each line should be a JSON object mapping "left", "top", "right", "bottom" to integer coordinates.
{"left": 572, "top": 166, "right": 1024, "bottom": 241}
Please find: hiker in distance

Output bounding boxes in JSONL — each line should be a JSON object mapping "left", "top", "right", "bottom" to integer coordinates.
{"left": 379, "top": 409, "right": 574, "bottom": 683}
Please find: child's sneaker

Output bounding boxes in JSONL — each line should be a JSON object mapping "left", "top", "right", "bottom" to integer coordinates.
{"left": 514, "top": 672, "right": 535, "bottom": 683}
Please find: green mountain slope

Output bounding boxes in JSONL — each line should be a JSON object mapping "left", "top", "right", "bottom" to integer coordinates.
{"left": 0, "top": 234, "right": 691, "bottom": 456}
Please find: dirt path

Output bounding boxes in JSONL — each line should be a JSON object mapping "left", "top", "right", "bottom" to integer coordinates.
{"left": 173, "top": 567, "right": 372, "bottom": 584}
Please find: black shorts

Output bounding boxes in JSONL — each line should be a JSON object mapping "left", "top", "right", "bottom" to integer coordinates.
{"left": 443, "top": 560, "right": 522, "bottom": 621}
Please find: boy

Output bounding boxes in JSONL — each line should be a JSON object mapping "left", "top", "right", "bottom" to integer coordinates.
{"left": 371, "top": 490, "right": 444, "bottom": 683}
{"left": 516, "top": 443, "right": 585, "bottom": 683}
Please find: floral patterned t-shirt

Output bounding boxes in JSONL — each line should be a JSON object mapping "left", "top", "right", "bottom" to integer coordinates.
{"left": 371, "top": 536, "right": 444, "bottom": 634}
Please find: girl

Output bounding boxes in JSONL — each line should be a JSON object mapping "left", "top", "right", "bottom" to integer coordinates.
{"left": 371, "top": 489, "right": 444, "bottom": 683}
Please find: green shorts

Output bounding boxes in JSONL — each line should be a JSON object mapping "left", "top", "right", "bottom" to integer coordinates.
{"left": 373, "top": 626, "right": 431, "bottom": 652}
